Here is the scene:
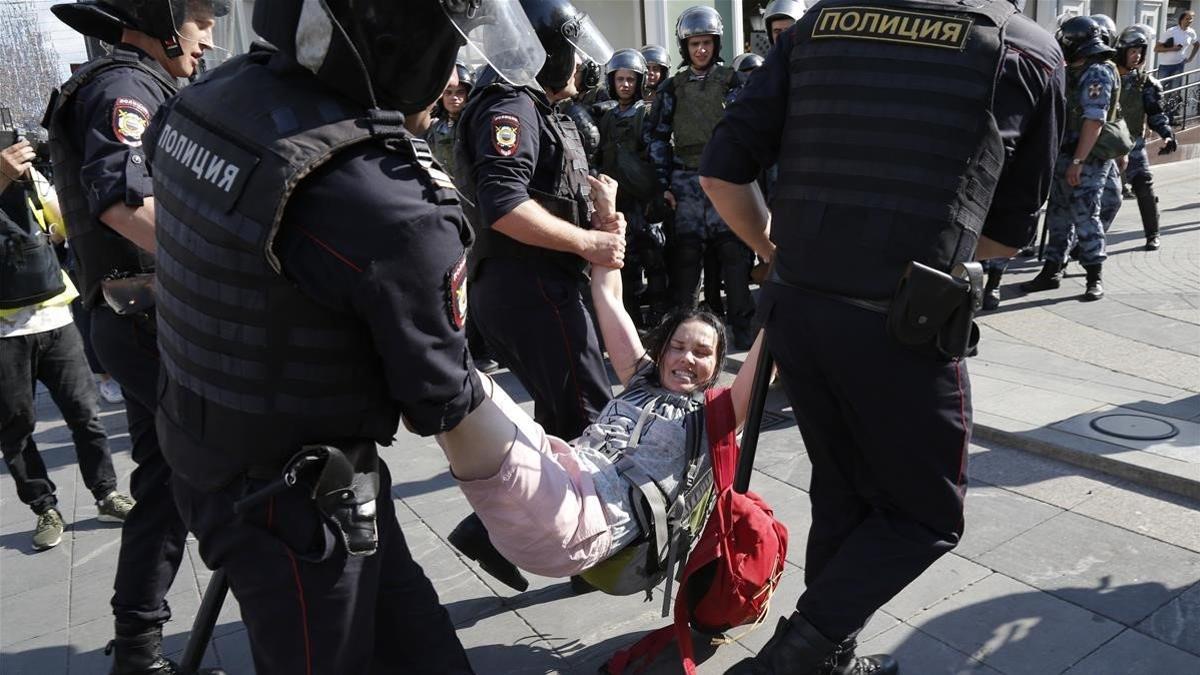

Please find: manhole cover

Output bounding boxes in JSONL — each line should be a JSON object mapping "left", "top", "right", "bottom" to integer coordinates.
{"left": 1089, "top": 414, "right": 1180, "bottom": 441}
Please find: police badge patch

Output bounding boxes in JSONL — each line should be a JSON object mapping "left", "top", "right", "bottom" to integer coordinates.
{"left": 492, "top": 114, "right": 520, "bottom": 157}
{"left": 445, "top": 253, "right": 467, "bottom": 330}
{"left": 1087, "top": 82, "right": 1102, "bottom": 99}
{"left": 111, "top": 97, "right": 151, "bottom": 147}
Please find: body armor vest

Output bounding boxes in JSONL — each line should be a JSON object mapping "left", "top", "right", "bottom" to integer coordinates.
{"left": 1066, "top": 60, "right": 1121, "bottom": 135}
{"left": 457, "top": 83, "right": 593, "bottom": 280}
{"left": 1119, "top": 70, "right": 1148, "bottom": 138}
{"left": 671, "top": 64, "right": 735, "bottom": 168}
{"left": 150, "top": 46, "right": 459, "bottom": 490}
{"left": 772, "top": 0, "right": 1015, "bottom": 300}
{"left": 426, "top": 118, "right": 460, "bottom": 182}
{"left": 44, "top": 47, "right": 172, "bottom": 307}
{"left": 0, "top": 184, "right": 66, "bottom": 309}
{"left": 598, "top": 103, "right": 655, "bottom": 204}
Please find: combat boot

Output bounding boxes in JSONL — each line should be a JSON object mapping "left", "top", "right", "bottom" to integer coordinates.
{"left": 981, "top": 268, "right": 1003, "bottom": 311}
{"left": 107, "top": 625, "right": 226, "bottom": 675}
{"left": 1131, "top": 175, "right": 1161, "bottom": 250}
{"left": 725, "top": 613, "right": 839, "bottom": 674}
{"left": 823, "top": 638, "right": 899, "bottom": 675}
{"left": 1020, "top": 261, "right": 1063, "bottom": 293}
{"left": 1083, "top": 264, "right": 1104, "bottom": 301}
{"left": 448, "top": 513, "right": 529, "bottom": 592}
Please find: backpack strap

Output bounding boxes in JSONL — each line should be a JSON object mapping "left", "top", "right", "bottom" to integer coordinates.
{"left": 704, "top": 388, "right": 739, "bottom": 492}
{"left": 617, "top": 456, "right": 671, "bottom": 600}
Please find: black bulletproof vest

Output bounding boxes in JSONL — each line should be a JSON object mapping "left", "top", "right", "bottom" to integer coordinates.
{"left": 457, "top": 83, "right": 593, "bottom": 280}
{"left": 0, "top": 184, "right": 65, "bottom": 309}
{"left": 149, "top": 47, "right": 460, "bottom": 490}
{"left": 772, "top": 0, "right": 1014, "bottom": 299}
{"left": 44, "top": 47, "right": 172, "bottom": 307}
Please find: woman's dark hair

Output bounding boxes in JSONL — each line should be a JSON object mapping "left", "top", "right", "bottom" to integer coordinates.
{"left": 643, "top": 306, "right": 727, "bottom": 391}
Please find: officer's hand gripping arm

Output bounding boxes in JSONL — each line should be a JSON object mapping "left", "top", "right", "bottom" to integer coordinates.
{"left": 493, "top": 201, "right": 625, "bottom": 268}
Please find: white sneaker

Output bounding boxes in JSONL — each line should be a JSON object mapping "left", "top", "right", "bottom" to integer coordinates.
{"left": 98, "top": 378, "right": 124, "bottom": 404}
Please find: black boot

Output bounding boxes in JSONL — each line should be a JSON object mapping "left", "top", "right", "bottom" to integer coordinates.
{"left": 1131, "top": 175, "right": 1161, "bottom": 250}
{"left": 1020, "top": 261, "right": 1063, "bottom": 293}
{"left": 824, "top": 638, "right": 899, "bottom": 675}
{"left": 981, "top": 269, "right": 1003, "bottom": 311}
{"left": 107, "top": 625, "right": 226, "bottom": 675}
{"left": 448, "top": 513, "right": 529, "bottom": 592}
{"left": 1083, "top": 264, "right": 1104, "bottom": 301}
{"left": 725, "top": 613, "right": 838, "bottom": 674}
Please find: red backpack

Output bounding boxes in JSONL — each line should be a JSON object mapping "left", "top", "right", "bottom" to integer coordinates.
{"left": 604, "top": 387, "right": 789, "bottom": 675}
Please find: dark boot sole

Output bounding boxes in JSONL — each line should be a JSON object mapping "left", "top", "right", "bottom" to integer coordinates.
{"left": 448, "top": 524, "right": 530, "bottom": 592}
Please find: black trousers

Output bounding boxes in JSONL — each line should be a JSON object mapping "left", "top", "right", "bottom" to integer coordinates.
{"left": 173, "top": 461, "right": 474, "bottom": 674}
{"left": 668, "top": 233, "right": 755, "bottom": 331}
{"left": 90, "top": 307, "right": 188, "bottom": 631}
{"left": 470, "top": 257, "right": 611, "bottom": 439}
{"left": 761, "top": 288, "right": 969, "bottom": 641}
{"left": 0, "top": 323, "right": 116, "bottom": 513}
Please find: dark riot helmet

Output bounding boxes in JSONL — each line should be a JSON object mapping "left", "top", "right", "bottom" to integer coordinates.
{"left": 253, "top": 1, "right": 545, "bottom": 114}
{"left": 454, "top": 62, "right": 476, "bottom": 92}
{"left": 605, "top": 48, "right": 647, "bottom": 101}
{"left": 732, "top": 52, "right": 764, "bottom": 73}
{"left": 1056, "top": 15, "right": 1116, "bottom": 62}
{"left": 763, "top": 0, "right": 804, "bottom": 43}
{"left": 1091, "top": 14, "right": 1118, "bottom": 47}
{"left": 676, "top": 6, "right": 724, "bottom": 66}
{"left": 1115, "top": 25, "right": 1152, "bottom": 66}
{"left": 639, "top": 44, "right": 670, "bottom": 77}
{"left": 52, "top": 0, "right": 229, "bottom": 56}
{"left": 519, "top": 0, "right": 614, "bottom": 93}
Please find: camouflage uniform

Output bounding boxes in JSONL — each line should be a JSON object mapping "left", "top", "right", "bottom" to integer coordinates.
{"left": 1043, "top": 60, "right": 1118, "bottom": 267}
{"left": 425, "top": 117, "right": 459, "bottom": 182}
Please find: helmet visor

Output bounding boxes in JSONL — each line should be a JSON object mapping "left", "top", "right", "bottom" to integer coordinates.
{"left": 442, "top": 0, "right": 545, "bottom": 89}
{"left": 564, "top": 14, "right": 613, "bottom": 67}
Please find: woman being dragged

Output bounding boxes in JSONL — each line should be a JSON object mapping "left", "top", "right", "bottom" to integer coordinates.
{"left": 436, "top": 175, "right": 763, "bottom": 587}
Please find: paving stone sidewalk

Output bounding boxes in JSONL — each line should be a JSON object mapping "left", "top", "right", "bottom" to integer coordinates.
{"left": 2, "top": 162, "right": 1197, "bottom": 674}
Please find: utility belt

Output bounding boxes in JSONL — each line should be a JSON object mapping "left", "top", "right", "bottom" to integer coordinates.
{"left": 769, "top": 260, "right": 983, "bottom": 360}
{"left": 239, "top": 443, "right": 381, "bottom": 558}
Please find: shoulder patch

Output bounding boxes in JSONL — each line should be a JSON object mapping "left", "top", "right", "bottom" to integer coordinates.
{"left": 492, "top": 114, "right": 520, "bottom": 157}
{"left": 811, "top": 6, "right": 972, "bottom": 51}
{"left": 111, "top": 97, "right": 151, "bottom": 147}
{"left": 445, "top": 252, "right": 467, "bottom": 330}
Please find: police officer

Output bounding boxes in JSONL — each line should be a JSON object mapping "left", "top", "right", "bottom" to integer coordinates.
{"left": 646, "top": 5, "right": 756, "bottom": 350}
{"left": 147, "top": 0, "right": 537, "bottom": 671}
{"left": 1112, "top": 24, "right": 1178, "bottom": 250}
{"left": 1091, "top": 14, "right": 1126, "bottom": 237}
{"left": 732, "top": 53, "right": 766, "bottom": 82}
{"left": 446, "top": 0, "right": 620, "bottom": 592}
{"left": 46, "top": 2, "right": 226, "bottom": 672}
{"left": 763, "top": 0, "right": 805, "bottom": 44}
{"left": 699, "top": 0, "right": 1063, "bottom": 671}
{"left": 639, "top": 44, "right": 671, "bottom": 103}
{"left": 1022, "top": 16, "right": 1117, "bottom": 302}
{"left": 596, "top": 48, "right": 666, "bottom": 328}
{"left": 427, "top": 62, "right": 475, "bottom": 182}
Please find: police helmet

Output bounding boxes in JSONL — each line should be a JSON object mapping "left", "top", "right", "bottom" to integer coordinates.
{"left": 676, "top": 6, "right": 724, "bottom": 66}
{"left": 1056, "top": 16, "right": 1115, "bottom": 62}
{"left": 763, "top": 0, "right": 804, "bottom": 43}
{"left": 1091, "top": 14, "right": 1118, "bottom": 47}
{"left": 454, "top": 62, "right": 476, "bottom": 92}
{"left": 732, "top": 52, "right": 764, "bottom": 73}
{"left": 520, "top": 0, "right": 614, "bottom": 92}
{"left": 1115, "top": 25, "right": 1151, "bottom": 66}
{"left": 605, "top": 48, "right": 647, "bottom": 101}
{"left": 52, "top": 0, "right": 228, "bottom": 51}
{"left": 254, "top": 1, "right": 543, "bottom": 114}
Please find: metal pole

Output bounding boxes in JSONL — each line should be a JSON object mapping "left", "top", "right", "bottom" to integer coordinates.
{"left": 733, "top": 339, "right": 775, "bottom": 494}
{"left": 179, "top": 569, "right": 229, "bottom": 674}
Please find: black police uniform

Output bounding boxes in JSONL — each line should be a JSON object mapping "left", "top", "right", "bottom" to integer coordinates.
{"left": 458, "top": 80, "right": 612, "bottom": 439}
{"left": 702, "top": 0, "right": 1064, "bottom": 648}
{"left": 44, "top": 43, "right": 188, "bottom": 639}
{"left": 146, "top": 46, "right": 477, "bottom": 674}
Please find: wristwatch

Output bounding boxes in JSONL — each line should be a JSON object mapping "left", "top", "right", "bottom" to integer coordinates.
{"left": 1071, "top": 158, "right": 1084, "bottom": 165}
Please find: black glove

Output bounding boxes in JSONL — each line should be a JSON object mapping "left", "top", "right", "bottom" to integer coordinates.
{"left": 1158, "top": 137, "right": 1178, "bottom": 155}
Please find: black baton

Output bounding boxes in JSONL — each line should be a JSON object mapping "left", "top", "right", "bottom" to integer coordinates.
{"left": 1036, "top": 219, "right": 1048, "bottom": 261}
{"left": 179, "top": 569, "right": 229, "bottom": 674}
{"left": 733, "top": 338, "right": 774, "bottom": 494}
